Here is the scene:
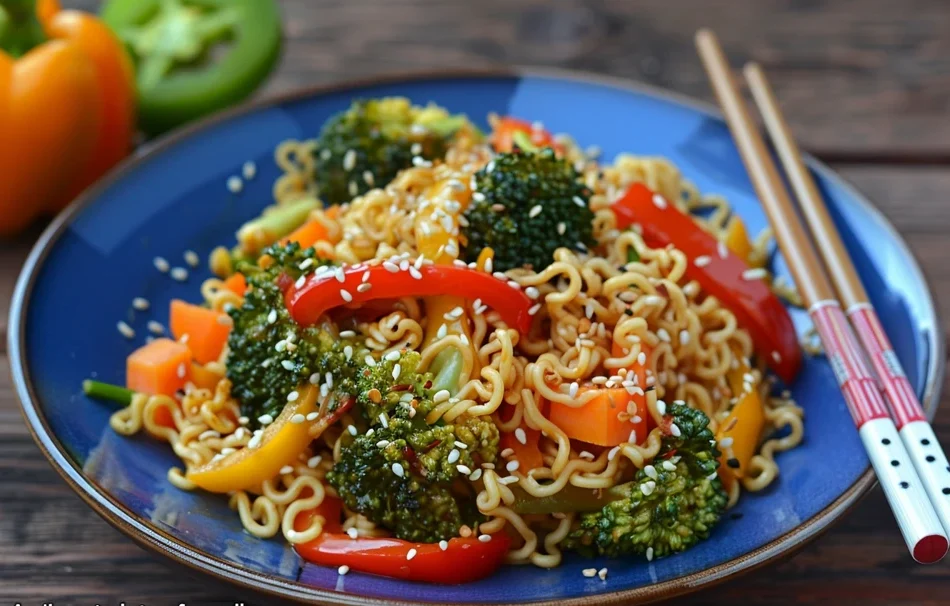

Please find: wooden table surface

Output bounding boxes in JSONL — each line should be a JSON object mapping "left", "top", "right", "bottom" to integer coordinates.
{"left": 3, "top": 1, "right": 950, "bottom": 604}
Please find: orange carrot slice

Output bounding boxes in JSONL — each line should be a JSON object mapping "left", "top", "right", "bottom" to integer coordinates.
{"left": 189, "top": 362, "right": 223, "bottom": 391}
{"left": 126, "top": 338, "right": 191, "bottom": 399}
{"left": 169, "top": 299, "right": 231, "bottom": 364}
{"left": 500, "top": 425, "right": 544, "bottom": 471}
{"left": 279, "top": 220, "right": 331, "bottom": 249}
{"left": 222, "top": 272, "right": 247, "bottom": 296}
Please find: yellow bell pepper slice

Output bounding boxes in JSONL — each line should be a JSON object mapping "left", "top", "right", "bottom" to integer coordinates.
{"left": 187, "top": 385, "right": 348, "bottom": 493}
{"left": 717, "top": 356, "right": 766, "bottom": 492}
{"left": 723, "top": 215, "right": 754, "bottom": 265}
{"left": 415, "top": 177, "right": 478, "bottom": 379}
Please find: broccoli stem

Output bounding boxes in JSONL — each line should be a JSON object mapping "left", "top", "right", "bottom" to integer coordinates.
{"left": 429, "top": 346, "right": 464, "bottom": 395}
{"left": 236, "top": 197, "right": 320, "bottom": 254}
{"left": 82, "top": 380, "right": 134, "bottom": 406}
{"left": 509, "top": 482, "right": 630, "bottom": 515}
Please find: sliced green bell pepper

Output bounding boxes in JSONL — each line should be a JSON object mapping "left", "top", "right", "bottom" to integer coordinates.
{"left": 101, "top": 0, "right": 281, "bottom": 135}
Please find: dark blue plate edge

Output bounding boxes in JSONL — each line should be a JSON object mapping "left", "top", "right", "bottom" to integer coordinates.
{"left": 8, "top": 67, "right": 944, "bottom": 606}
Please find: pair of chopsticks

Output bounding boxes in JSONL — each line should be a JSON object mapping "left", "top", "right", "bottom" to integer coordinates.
{"left": 695, "top": 29, "right": 950, "bottom": 564}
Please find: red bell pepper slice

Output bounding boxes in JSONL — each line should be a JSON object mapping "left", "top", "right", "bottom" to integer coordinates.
{"left": 611, "top": 183, "right": 801, "bottom": 383}
{"left": 294, "top": 501, "right": 511, "bottom": 584}
{"left": 285, "top": 264, "right": 535, "bottom": 334}
{"left": 491, "top": 116, "right": 563, "bottom": 154}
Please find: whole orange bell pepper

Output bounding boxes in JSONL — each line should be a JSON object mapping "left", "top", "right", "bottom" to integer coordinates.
{"left": 0, "top": 0, "right": 135, "bottom": 236}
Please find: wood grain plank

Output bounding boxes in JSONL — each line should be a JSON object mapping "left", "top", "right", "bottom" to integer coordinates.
{"left": 68, "top": 0, "right": 950, "bottom": 157}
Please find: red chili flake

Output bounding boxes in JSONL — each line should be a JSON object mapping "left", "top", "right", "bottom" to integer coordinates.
{"left": 390, "top": 384, "right": 412, "bottom": 392}
{"left": 426, "top": 439, "right": 442, "bottom": 451}
{"left": 423, "top": 380, "right": 433, "bottom": 389}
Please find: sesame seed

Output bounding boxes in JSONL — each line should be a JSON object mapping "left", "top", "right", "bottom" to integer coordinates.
{"left": 439, "top": 540, "right": 449, "bottom": 551}
{"left": 679, "top": 330, "right": 690, "bottom": 345}
{"left": 307, "top": 455, "right": 323, "bottom": 468}
{"left": 628, "top": 429, "right": 638, "bottom": 444}
{"left": 670, "top": 423, "right": 682, "bottom": 437}
{"left": 448, "top": 449, "right": 460, "bottom": 464}
{"left": 719, "top": 437, "right": 735, "bottom": 449}
{"left": 182, "top": 250, "right": 200, "bottom": 268}
{"left": 436, "top": 324, "right": 448, "bottom": 339}
{"left": 170, "top": 267, "right": 189, "bottom": 281}
{"left": 238, "top": 416, "right": 249, "bottom": 425}
{"left": 383, "top": 261, "right": 399, "bottom": 273}
{"left": 582, "top": 568, "right": 597, "bottom": 578}
{"left": 528, "top": 204, "right": 542, "bottom": 218}
{"left": 717, "top": 241, "right": 728, "bottom": 259}
{"left": 507, "top": 280, "right": 522, "bottom": 290}
{"left": 652, "top": 193, "right": 667, "bottom": 209}
{"left": 772, "top": 350, "right": 782, "bottom": 363}
{"left": 146, "top": 321, "right": 165, "bottom": 335}
{"left": 117, "top": 321, "right": 135, "bottom": 339}
{"left": 346, "top": 527, "right": 359, "bottom": 539}
{"left": 287, "top": 390, "right": 300, "bottom": 402}
{"left": 607, "top": 446, "right": 621, "bottom": 461}
{"left": 742, "top": 268, "right": 768, "bottom": 281}
{"left": 644, "top": 464, "right": 658, "bottom": 479}
{"left": 646, "top": 547, "right": 655, "bottom": 561}
{"left": 339, "top": 289, "right": 353, "bottom": 303}
{"left": 154, "top": 257, "right": 171, "bottom": 273}
{"left": 379, "top": 413, "right": 389, "bottom": 429}
{"left": 338, "top": 565, "right": 349, "bottom": 575}
{"left": 515, "top": 428, "right": 527, "bottom": 445}
{"left": 267, "top": 309, "right": 278, "bottom": 324}
{"left": 279, "top": 465, "right": 294, "bottom": 475}
{"left": 409, "top": 266, "right": 422, "bottom": 280}
{"left": 506, "top": 460, "right": 520, "bottom": 473}
{"left": 469, "top": 468, "right": 483, "bottom": 481}
{"left": 281, "top": 360, "right": 294, "bottom": 370}
{"left": 343, "top": 149, "right": 356, "bottom": 171}
{"left": 498, "top": 476, "right": 519, "bottom": 485}
{"left": 478, "top": 534, "right": 492, "bottom": 543}
{"left": 258, "top": 414, "right": 274, "bottom": 425}
{"left": 456, "top": 464, "right": 472, "bottom": 475}
{"left": 392, "top": 462, "right": 405, "bottom": 477}
{"left": 573, "top": 196, "right": 586, "bottom": 207}
{"left": 241, "top": 161, "right": 256, "bottom": 180}
{"left": 641, "top": 480, "right": 656, "bottom": 496}
{"left": 176, "top": 363, "right": 186, "bottom": 379}
{"left": 557, "top": 222, "right": 566, "bottom": 235}
{"left": 433, "top": 389, "right": 450, "bottom": 403}
{"left": 656, "top": 400, "right": 667, "bottom": 415}
{"left": 132, "top": 297, "right": 150, "bottom": 311}
{"left": 657, "top": 328, "right": 671, "bottom": 342}
{"left": 598, "top": 568, "right": 608, "bottom": 580}
{"left": 694, "top": 255, "right": 712, "bottom": 268}
{"left": 227, "top": 176, "right": 243, "bottom": 193}
{"left": 637, "top": 351, "right": 647, "bottom": 365}
{"left": 363, "top": 170, "right": 375, "bottom": 186}
{"left": 392, "top": 363, "right": 401, "bottom": 381}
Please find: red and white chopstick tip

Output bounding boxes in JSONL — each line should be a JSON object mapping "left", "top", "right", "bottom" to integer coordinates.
{"left": 913, "top": 534, "right": 949, "bottom": 564}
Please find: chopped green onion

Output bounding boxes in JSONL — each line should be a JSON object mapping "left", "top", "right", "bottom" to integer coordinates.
{"left": 83, "top": 379, "right": 134, "bottom": 406}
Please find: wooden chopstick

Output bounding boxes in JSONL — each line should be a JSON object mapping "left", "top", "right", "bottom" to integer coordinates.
{"left": 743, "top": 61, "right": 950, "bottom": 539}
{"left": 695, "top": 28, "right": 948, "bottom": 564}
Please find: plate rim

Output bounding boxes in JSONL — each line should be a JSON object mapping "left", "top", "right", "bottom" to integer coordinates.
{"left": 8, "top": 66, "right": 945, "bottom": 606}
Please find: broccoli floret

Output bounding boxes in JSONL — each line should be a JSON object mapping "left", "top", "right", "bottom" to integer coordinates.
{"left": 313, "top": 97, "right": 472, "bottom": 205}
{"left": 461, "top": 148, "right": 596, "bottom": 272}
{"left": 328, "top": 351, "right": 499, "bottom": 542}
{"left": 225, "top": 242, "right": 357, "bottom": 424}
{"left": 562, "top": 402, "right": 728, "bottom": 560}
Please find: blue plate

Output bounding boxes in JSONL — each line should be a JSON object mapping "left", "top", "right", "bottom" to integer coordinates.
{"left": 10, "top": 69, "right": 944, "bottom": 605}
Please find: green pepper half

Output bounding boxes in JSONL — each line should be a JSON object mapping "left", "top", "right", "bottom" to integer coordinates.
{"left": 101, "top": 0, "right": 282, "bottom": 135}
